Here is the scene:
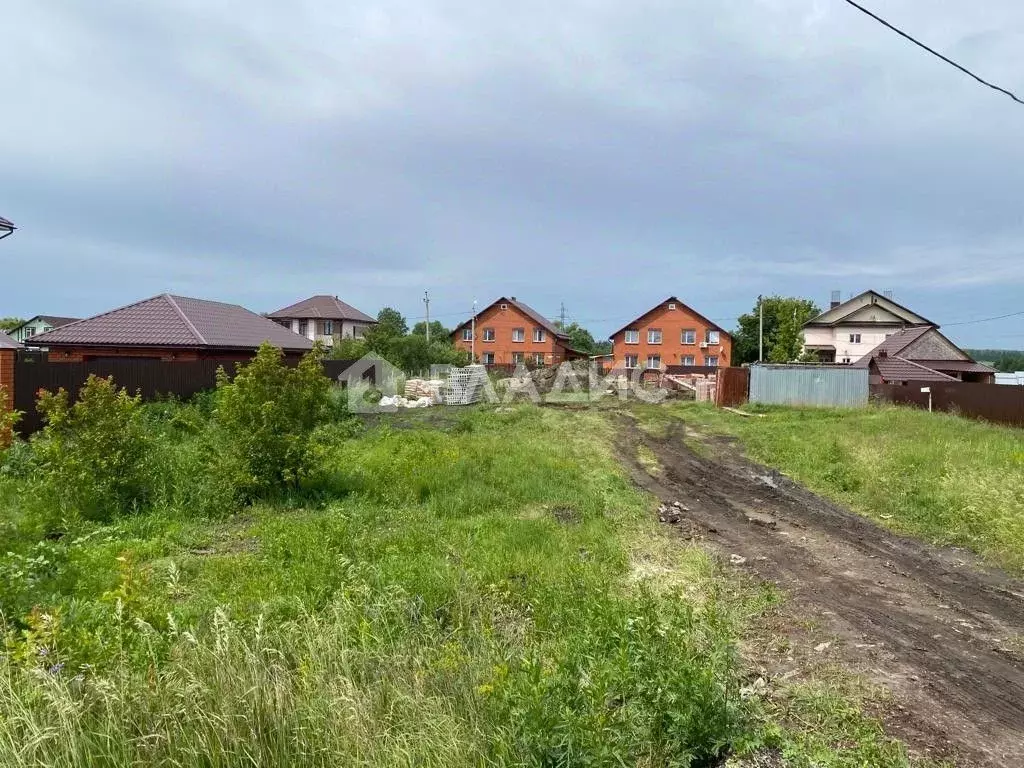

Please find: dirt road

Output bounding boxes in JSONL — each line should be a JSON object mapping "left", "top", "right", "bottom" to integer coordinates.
{"left": 619, "top": 418, "right": 1024, "bottom": 767}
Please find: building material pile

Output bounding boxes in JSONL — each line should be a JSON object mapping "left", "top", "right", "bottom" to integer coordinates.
{"left": 404, "top": 378, "right": 445, "bottom": 403}
{"left": 445, "top": 365, "right": 488, "bottom": 405}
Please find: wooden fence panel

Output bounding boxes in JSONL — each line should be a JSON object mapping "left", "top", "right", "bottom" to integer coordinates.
{"left": 715, "top": 367, "right": 750, "bottom": 407}
{"left": 872, "top": 381, "right": 1024, "bottom": 427}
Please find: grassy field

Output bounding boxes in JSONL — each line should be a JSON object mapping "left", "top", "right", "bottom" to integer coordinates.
{"left": 0, "top": 395, "right": 943, "bottom": 766}
{"left": 644, "top": 402, "right": 1024, "bottom": 573}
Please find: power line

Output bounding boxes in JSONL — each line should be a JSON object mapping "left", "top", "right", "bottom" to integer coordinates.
{"left": 841, "top": 0, "right": 1024, "bottom": 106}
{"left": 944, "top": 309, "right": 1024, "bottom": 327}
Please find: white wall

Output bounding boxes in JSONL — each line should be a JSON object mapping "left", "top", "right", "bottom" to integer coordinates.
{"left": 803, "top": 325, "right": 901, "bottom": 363}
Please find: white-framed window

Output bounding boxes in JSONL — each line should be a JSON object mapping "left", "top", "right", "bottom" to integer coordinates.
{"left": 646, "top": 354, "right": 661, "bottom": 369}
{"left": 533, "top": 327, "right": 545, "bottom": 342}
{"left": 323, "top": 320, "right": 333, "bottom": 335}
{"left": 647, "top": 328, "right": 662, "bottom": 344}
{"left": 482, "top": 352, "right": 495, "bottom": 365}
{"left": 512, "top": 327, "right": 525, "bottom": 342}
{"left": 462, "top": 327, "right": 473, "bottom": 341}
{"left": 668, "top": 302, "right": 676, "bottom": 310}
{"left": 533, "top": 352, "right": 545, "bottom": 365}
{"left": 512, "top": 352, "right": 524, "bottom": 364}
{"left": 706, "top": 330, "right": 720, "bottom": 344}
{"left": 624, "top": 329, "right": 639, "bottom": 344}
{"left": 705, "top": 355, "right": 719, "bottom": 367}
{"left": 681, "top": 355, "right": 695, "bottom": 366}
{"left": 483, "top": 328, "right": 495, "bottom": 342}
{"left": 624, "top": 354, "right": 638, "bottom": 369}
{"left": 500, "top": 303, "right": 509, "bottom": 310}
{"left": 849, "top": 333, "right": 861, "bottom": 343}
{"left": 681, "top": 329, "right": 696, "bottom": 345}
{"left": 23, "top": 327, "right": 35, "bottom": 338}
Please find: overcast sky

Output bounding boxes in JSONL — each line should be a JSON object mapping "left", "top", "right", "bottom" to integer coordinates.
{"left": 2, "top": 0, "right": 1023, "bottom": 347}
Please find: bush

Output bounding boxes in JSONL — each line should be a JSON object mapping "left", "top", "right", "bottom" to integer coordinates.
{"left": 0, "top": 384, "right": 19, "bottom": 448}
{"left": 34, "top": 376, "right": 152, "bottom": 521}
{"left": 213, "top": 343, "right": 332, "bottom": 498}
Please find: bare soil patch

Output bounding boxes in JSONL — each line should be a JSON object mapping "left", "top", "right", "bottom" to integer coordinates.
{"left": 619, "top": 417, "right": 1024, "bottom": 767}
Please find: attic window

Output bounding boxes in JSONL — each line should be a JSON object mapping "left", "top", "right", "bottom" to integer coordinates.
{"left": 500, "top": 303, "right": 509, "bottom": 310}
{"left": 668, "top": 303, "right": 676, "bottom": 310}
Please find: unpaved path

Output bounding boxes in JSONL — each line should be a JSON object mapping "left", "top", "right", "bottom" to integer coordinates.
{"left": 619, "top": 418, "right": 1024, "bottom": 767}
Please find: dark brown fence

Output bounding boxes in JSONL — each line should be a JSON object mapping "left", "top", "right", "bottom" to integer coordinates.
{"left": 12, "top": 353, "right": 367, "bottom": 437}
{"left": 715, "top": 367, "right": 750, "bottom": 407}
{"left": 871, "top": 381, "right": 1024, "bottom": 428}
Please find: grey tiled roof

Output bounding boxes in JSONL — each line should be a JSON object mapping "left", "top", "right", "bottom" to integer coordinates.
{"left": 874, "top": 356, "right": 958, "bottom": 383}
{"left": 28, "top": 294, "right": 313, "bottom": 351}
{"left": 0, "top": 330, "right": 21, "bottom": 349}
{"left": 851, "top": 326, "right": 933, "bottom": 368}
{"left": 268, "top": 295, "right": 376, "bottom": 323}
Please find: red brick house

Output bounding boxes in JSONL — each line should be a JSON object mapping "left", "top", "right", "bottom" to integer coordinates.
{"left": 26, "top": 294, "right": 313, "bottom": 362}
{"left": 451, "top": 297, "right": 584, "bottom": 366}
{"left": 610, "top": 297, "right": 731, "bottom": 371}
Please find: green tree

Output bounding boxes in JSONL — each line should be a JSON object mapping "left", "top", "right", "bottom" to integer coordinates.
{"left": 0, "top": 317, "right": 25, "bottom": 333}
{"left": 554, "top": 321, "right": 612, "bottom": 356}
{"left": 965, "top": 349, "right": 1024, "bottom": 372}
{"left": 411, "top": 320, "right": 449, "bottom": 340}
{"left": 732, "top": 296, "right": 821, "bottom": 365}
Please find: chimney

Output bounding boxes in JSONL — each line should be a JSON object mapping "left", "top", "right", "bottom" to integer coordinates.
{"left": 510, "top": 296, "right": 516, "bottom": 301}
{"left": 830, "top": 289, "right": 841, "bottom": 309}
{"left": 879, "top": 348, "right": 888, "bottom": 358}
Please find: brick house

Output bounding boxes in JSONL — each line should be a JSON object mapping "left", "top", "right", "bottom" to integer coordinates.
{"left": 26, "top": 294, "right": 313, "bottom": 362}
{"left": 451, "top": 297, "right": 584, "bottom": 366}
{"left": 267, "top": 295, "right": 377, "bottom": 347}
{"left": 610, "top": 297, "right": 731, "bottom": 371}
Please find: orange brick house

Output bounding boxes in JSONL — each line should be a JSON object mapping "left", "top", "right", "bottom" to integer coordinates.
{"left": 451, "top": 297, "right": 584, "bottom": 366}
{"left": 610, "top": 297, "right": 731, "bottom": 371}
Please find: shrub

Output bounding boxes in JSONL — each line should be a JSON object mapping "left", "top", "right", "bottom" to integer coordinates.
{"left": 213, "top": 343, "right": 332, "bottom": 498}
{"left": 34, "top": 376, "right": 152, "bottom": 521}
{"left": 0, "top": 384, "right": 19, "bottom": 449}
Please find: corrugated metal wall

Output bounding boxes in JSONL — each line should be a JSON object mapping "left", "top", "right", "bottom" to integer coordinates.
{"left": 749, "top": 365, "right": 868, "bottom": 407}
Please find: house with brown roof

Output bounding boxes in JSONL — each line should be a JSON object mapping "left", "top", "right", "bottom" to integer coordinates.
{"left": 451, "top": 297, "right": 584, "bottom": 366}
{"left": 27, "top": 294, "right": 313, "bottom": 362}
{"left": 609, "top": 297, "right": 731, "bottom": 372}
{"left": 0, "top": 331, "right": 21, "bottom": 350}
{"left": 803, "top": 290, "right": 934, "bottom": 364}
{"left": 852, "top": 326, "right": 996, "bottom": 384}
{"left": 8, "top": 315, "right": 82, "bottom": 344}
{"left": 267, "top": 295, "right": 377, "bottom": 347}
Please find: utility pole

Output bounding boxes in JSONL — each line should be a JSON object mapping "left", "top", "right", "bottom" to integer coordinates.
{"left": 559, "top": 302, "right": 566, "bottom": 329}
{"left": 423, "top": 290, "right": 430, "bottom": 342}
{"left": 758, "top": 295, "right": 764, "bottom": 363}
{"left": 471, "top": 299, "right": 477, "bottom": 361}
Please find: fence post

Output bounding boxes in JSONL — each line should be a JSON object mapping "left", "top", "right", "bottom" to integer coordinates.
{"left": 0, "top": 349, "right": 14, "bottom": 447}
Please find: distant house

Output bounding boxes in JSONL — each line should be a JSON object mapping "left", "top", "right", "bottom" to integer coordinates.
{"left": 609, "top": 297, "right": 731, "bottom": 372}
{"left": 852, "top": 326, "right": 996, "bottom": 384}
{"left": 26, "top": 294, "right": 313, "bottom": 362}
{"left": 9, "top": 315, "right": 81, "bottom": 344}
{"left": 0, "top": 330, "right": 21, "bottom": 349}
{"left": 803, "top": 290, "right": 934, "bottom": 364}
{"left": 267, "top": 295, "right": 377, "bottom": 347}
{"left": 451, "top": 297, "right": 584, "bottom": 366}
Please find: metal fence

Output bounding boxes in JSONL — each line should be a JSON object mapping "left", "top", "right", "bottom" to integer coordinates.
{"left": 872, "top": 381, "right": 1024, "bottom": 427}
{"left": 749, "top": 364, "right": 868, "bottom": 408}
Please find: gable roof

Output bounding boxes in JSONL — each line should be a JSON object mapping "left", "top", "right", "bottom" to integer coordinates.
{"left": 9, "top": 315, "right": 81, "bottom": 334}
{"left": 452, "top": 297, "right": 569, "bottom": 340}
{"left": 850, "top": 326, "right": 933, "bottom": 367}
{"left": 873, "top": 356, "right": 959, "bottom": 383}
{"left": 0, "top": 215, "right": 14, "bottom": 233}
{"left": 609, "top": 297, "right": 730, "bottom": 340}
{"left": 268, "top": 295, "right": 376, "bottom": 324}
{"left": 27, "top": 294, "right": 313, "bottom": 352}
{"left": 0, "top": 330, "right": 21, "bottom": 349}
{"left": 803, "top": 290, "right": 934, "bottom": 328}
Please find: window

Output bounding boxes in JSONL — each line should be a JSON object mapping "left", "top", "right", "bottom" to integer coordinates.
{"left": 681, "top": 329, "right": 696, "bottom": 345}
{"left": 624, "top": 329, "right": 639, "bottom": 344}
{"left": 23, "top": 327, "right": 35, "bottom": 338}
{"left": 483, "top": 328, "right": 495, "bottom": 342}
{"left": 646, "top": 355, "right": 661, "bottom": 369}
{"left": 500, "top": 303, "right": 508, "bottom": 310}
{"left": 353, "top": 325, "right": 366, "bottom": 338}
{"left": 462, "top": 328, "right": 473, "bottom": 341}
{"left": 668, "top": 302, "right": 676, "bottom": 310}
{"left": 841, "top": 357, "right": 851, "bottom": 364}
{"left": 647, "top": 328, "right": 662, "bottom": 344}
{"left": 533, "top": 327, "right": 545, "bottom": 342}
{"left": 533, "top": 352, "right": 545, "bottom": 366}
{"left": 705, "top": 356, "right": 719, "bottom": 367}
{"left": 849, "top": 333, "right": 861, "bottom": 343}
{"left": 297, "top": 320, "right": 308, "bottom": 337}
{"left": 512, "top": 327, "right": 525, "bottom": 342}
{"left": 706, "top": 330, "right": 720, "bottom": 344}
{"left": 512, "top": 352, "right": 524, "bottom": 364}
{"left": 624, "top": 354, "right": 638, "bottom": 369}
{"left": 482, "top": 352, "right": 495, "bottom": 365}
{"left": 323, "top": 320, "right": 333, "bottom": 335}
{"left": 681, "top": 355, "right": 695, "bottom": 366}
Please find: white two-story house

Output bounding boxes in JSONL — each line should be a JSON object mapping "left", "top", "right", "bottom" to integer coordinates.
{"left": 802, "top": 290, "right": 935, "bottom": 364}
{"left": 268, "top": 295, "right": 377, "bottom": 347}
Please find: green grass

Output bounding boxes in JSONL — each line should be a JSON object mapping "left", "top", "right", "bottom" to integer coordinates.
{"left": 0, "top": 403, "right": 938, "bottom": 766}
{"left": 643, "top": 402, "right": 1024, "bottom": 572}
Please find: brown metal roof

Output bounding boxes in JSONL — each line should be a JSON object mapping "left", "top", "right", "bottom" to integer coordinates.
{"left": 451, "top": 297, "right": 570, "bottom": 340}
{"left": 873, "top": 356, "right": 958, "bottom": 383}
{"left": 27, "top": 294, "right": 313, "bottom": 352}
{"left": 0, "top": 330, "right": 21, "bottom": 349}
{"left": 268, "top": 295, "right": 376, "bottom": 323}
{"left": 851, "top": 326, "right": 934, "bottom": 368}
{"left": 609, "top": 296, "right": 731, "bottom": 340}
{"left": 918, "top": 360, "right": 997, "bottom": 374}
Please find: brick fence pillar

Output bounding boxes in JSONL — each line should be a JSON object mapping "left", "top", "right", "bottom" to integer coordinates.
{"left": 0, "top": 349, "right": 14, "bottom": 446}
